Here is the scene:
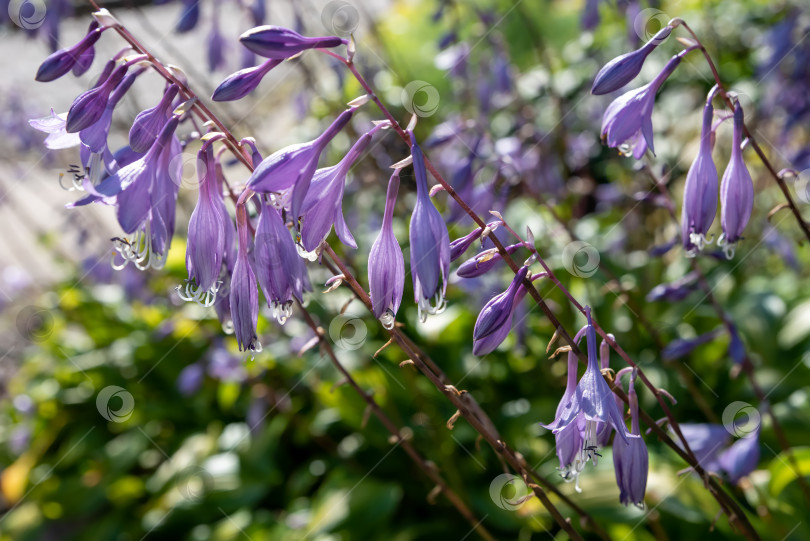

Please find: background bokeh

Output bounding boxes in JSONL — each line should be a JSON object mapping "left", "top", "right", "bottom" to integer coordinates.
{"left": 1, "top": 0, "right": 809, "bottom": 539}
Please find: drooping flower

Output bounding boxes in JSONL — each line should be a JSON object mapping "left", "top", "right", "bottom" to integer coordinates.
{"left": 682, "top": 86, "right": 720, "bottom": 255}
{"left": 646, "top": 271, "right": 699, "bottom": 302}
{"left": 207, "top": 15, "right": 227, "bottom": 72}
{"left": 612, "top": 369, "right": 649, "bottom": 507}
{"left": 368, "top": 170, "right": 405, "bottom": 329}
{"left": 718, "top": 426, "right": 760, "bottom": 484}
{"left": 545, "top": 307, "right": 634, "bottom": 490}
{"left": 472, "top": 266, "right": 529, "bottom": 356}
{"left": 80, "top": 68, "right": 143, "bottom": 153}
{"left": 246, "top": 107, "right": 355, "bottom": 222}
{"left": 231, "top": 210, "right": 260, "bottom": 352}
{"left": 254, "top": 200, "right": 305, "bottom": 324}
{"left": 718, "top": 103, "right": 754, "bottom": 258}
{"left": 129, "top": 84, "right": 180, "bottom": 153}
{"left": 544, "top": 351, "right": 584, "bottom": 471}
{"left": 591, "top": 26, "right": 673, "bottom": 95}
{"left": 66, "top": 63, "right": 130, "bottom": 133}
{"left": 676, "top": 423, "right": 730, "bottom": 470}
{"left": 175, "top": 0, "right": 200, "bottom": 33}
{"left": 299, "top": 130, "right": 377, "bottom": 252}
{"left": 408, "top": 131, "right": 451, "bottom": 321}
{"left": 211, "top": 59, "right": 282, "bottom": 102}
{"left": 600, "top": 48, "right": 691, "bottom": 159}
{"left": 35, "top": 21, "right": 103, "bottom": 82}
{"left": 456, "top": 244, "right": 520, "bottom": 278}
{"left": 239, "top": 25, "right": 344, "bottom": 60}
{"left": 596, "top": 335, "right": 621, "bottom": 447}
{"left": 182, "top": 144, "right": 226, "bottom": 305}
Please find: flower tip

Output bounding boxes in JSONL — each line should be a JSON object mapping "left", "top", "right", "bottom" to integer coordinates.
{"left": 92, "top": 8, "right": 119, "bottom": 28}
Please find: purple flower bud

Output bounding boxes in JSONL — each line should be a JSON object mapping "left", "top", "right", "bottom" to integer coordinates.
{"left": 211, "top": 59, "right": 282, "bottom": 102}
{"left": 600, "top": 49, "right": 687, "bottom": 159}
{"left": 719, "top": 104, "right": 754, "bottom": 258}
{"left": 185, "top": 145, "right": 226, "bottom": 299}
{"left": 80, "top": 68, "right": 142, "bottom": 153}
{"left": 592, "top": 26, "right": 672, "bottom": 95}
{"left": 254, "top": 202, "right": 305, "bottom": 324}
{"left": 299, "top": 131, "right": 374, "bottom": 252}
{"left": 240, "top": 25, "right": 343, "bottom": 60}
{"left": 368, "top": 171, "right": 405, "bottom": 328}
{"left": 72, "top": 42, "right": 96, "bottom": 77}
{"left": 35, "top": 26, "right": 102, "bottom": 82}
{"left": 177, "top": 363, "right": 204, "bottom": 396}
{"left": 662, "top": 327, "right": 723, "bottom": 361}
{"left": 450, "top": 221, "right": 499, "bottom": 261}
{"left": 682, "top": 89, "right": 719, "bottom": 255}
{"left": 718, "top": 427, "right": 759, "bottom": 484}
{"left": 472, "top": 266, "right": 529, "bottom": 356}
{"left": 247, "top": 108, "right": 355, "bottom": 223}
{"left": 129, "top": 84, "right": 179, "bottom": 153}
{"left": 613, "top": 371, "right": 648, "bottom": 507}
{"left": 175, "top": 0, "right": 200, "bottom": 33}
{"left": 456, "top": 244, "right": 520, "bottom": 278}
{"left": 207, "top": 18, "right": 227, "bottom": 72}
{"left": 66, "top": 64, "right": 128, "bottom": 133}
{"left": 646, "top": 271, "right": 699, "bottom": 302}
{"left": 231, "top": 217, "right": 260, "bottom": 352}
{"left": 408, "top": 132, "right": 451, "bottom": 321}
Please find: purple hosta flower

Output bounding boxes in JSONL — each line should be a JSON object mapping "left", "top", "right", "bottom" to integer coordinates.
{"left": 677, "top": 423, "right": 730, "bottom": 470}
{"left": 596, "top": 335, "right": 621, "bottom": 447}
{"left": 718, "top": 103, "right": 754, "bottom": 259}
{"left": 177, "top": 363, "right": 204, "bottom": 396}
{"left": 682, "top": 87, "right": 720, "bottom": 255}
{"left": 450, "top": 221, "right": 500, "bottom": 261}
{"left": 591, "top": 26, "right": 672, "bottom": 95}
{"left": 35, "top": 22, "right": 102, "bottom": 82}
{"left": 28, "top": 109, "right": 80, "bottom": 150}
{"left": 646, "top": 271, "right": 699, "bottom": 302}
{"left": 600, "top": 48, "right": 689, "bottom": 159}
{"left": 181, "top": 144, "right": 225, "bottom": 306}
{"left": 66, "top": 64, "right": 130, "bottom": 133}
{"left": 613, "top": 369, "right": 649, "bottom": 507}
{"left": 661, "top": 327, "right": 723, "bottom": 361}
{"left": 254, "top": 201, "right": 304, "bottom": 324}
{"left": 231, "top": 213, "right": 260, "bottom": 352}
{"left": 299, "top": 130, "right": 376, "bottom": 253}
{"left": 544, "top": 351, "right": 581, "bottom": 468}
{"left": 239, "top": 25, "right": 344, "bottom": 60}
{"left": 472, "top": 266, "right": 529, "bottom": 356}
{"left": 408, "top": 132, "right": 451, "bottom": 321}
{"left": 80, "top": 68, "right": 143, "bottom": 153}
{"left": 718, "top": 426, "right": 759, "bottom": 484}
{"left": 456, "top": 244, "right": 520, "bottom": 278}
{"left": 213, "top": 155, "right": 237, "bottom": 271}
{"left": 208, "top": 345, "right": 246, "bottom": 382}
{"left": 129, "top": 84, "right": 180, "bottom": 153}
{"left": 544, "top": 307, "right": 633, "bottom": 490}
{"left": 175, "top": 0, "right": 200, "bottom": 33}
{"left": 207, "top": 15, "right": 227, "bottom": 72}
{"left": 580, "top": 0, "right": 600, "bottom": 30}
{"left": 368, "top": 171, "right": 405, "bottom": 329}
{"left": 211, "top": 59, "right": 282, "bottom": 102}
{"left": 72, "top": 41, "right": 96, "bottom": 77}
{"left": 246, "top": 107, "right": 356, "bottom": 222}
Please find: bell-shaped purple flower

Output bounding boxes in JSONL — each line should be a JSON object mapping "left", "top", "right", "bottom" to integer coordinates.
{"left": 299, "top": 131, "right": 375, "bottom": 252}
{"left": 600, "top": 49, "right": 688, "bottom": 159}
{"left": 456, "top": 244, "right": 520, "bottom": 278}
{"left": 231, "top": 213, "right": 260, "bottom": 352}
{"left": 677, "top": 423, "right": 730, "bottom": 470}
{"left": 408, "top": 132, "right": 451, "bottom": 321}
{"left": 211, "top": 59, "right": 282, "bottom": 102}
{"left": 175, "top": 0, "right": 200, "bottom": 33}
{"left": 66, "top": 64, "right": 129, "bottom": 133}
{"left": 207, "top": 17, "right": 227, "bottom": 72}
{"left": 80, "top": 68, "right": 143, "bottom": 153}
{"left": 129, "top": 84, "right": 180, "bottom": 153}
{"left": 545, "top": 307, "right": 634, "bottom": 490}
{"left": 213, "top": 156, "right": 238, "bottom": 272}
{"left": 35, "top": 23, "right": 102, "bottom": 82}
{"left": 543, "top": 352, "right": 586, "bottom": 473}
{"left": 254, "top": 201, "right": 305, "bottom": 324}
{"left": 472, "top": 266, "right": 529, "bottom": 356}
{"left": 718, "top": 103, "right": 754, "bottom": 258}
{"left": 718, "top": 427, "right": 759, "bottom": 484}
{"left": 682, "top": 87, "right": 719, "bottom": 255}
{"left": 183, "top": 144, "right": 225, "bottom": 304}
{"left": 368, "top": 171, "right": 405, "bottom": 328}
{"left": 246, "top": 107, "right": 355, "bottom": 222}
{"left": 240, "top": 25, "right": 343, "bottom": 60}
{"left": 592, "top": 26, "right": 672, "bottom": 95}
{"left": 613, "top": 370, "right": 648, "bottom": 507}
